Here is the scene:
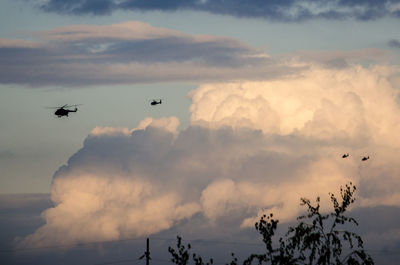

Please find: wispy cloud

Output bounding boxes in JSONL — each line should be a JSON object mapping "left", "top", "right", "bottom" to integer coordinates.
{"left": 0, "top": 193, "right": 50, "bottom": 213}
{"left": 36, "top": 0, "right": 400, "bottom": 21}
{"left": 280, "top": 48, "right": 391, "bottom": 68}
{"left": 0, "top": 21, "right": 298, "bottom": 87}
{"left": 1, "top": 20, "right": 392, "bottom": 87}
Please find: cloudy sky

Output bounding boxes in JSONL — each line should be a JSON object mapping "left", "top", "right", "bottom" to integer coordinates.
{"left": 2, "top": 0, "right": 400, "bottom": 264}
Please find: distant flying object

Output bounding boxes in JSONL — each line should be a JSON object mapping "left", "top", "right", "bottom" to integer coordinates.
{"left": 361, "top": 156, "right": 370, "bottom": 161}
{"left": 342, "top": 153, "right": 349, "bottom": 158}
{"left": 46, "top": 104, "right": 81, "bottom": 118}
{"left": 150, "top": 99, "right": 162, "bottom": 106}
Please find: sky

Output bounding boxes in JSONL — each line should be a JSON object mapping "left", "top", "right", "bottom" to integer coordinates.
{"left": 2, "top": 0, "right": 400, "bottom": 264}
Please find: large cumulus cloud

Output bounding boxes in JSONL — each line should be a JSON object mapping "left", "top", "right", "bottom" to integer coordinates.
{"left": 190, "top": 65, "right": 399, "bottom": 142}
{"left": 19, "top": 64, "right": 400, "bottom": 248}
{"left": 35, "top": 0, "right": 400, "bottom": 22}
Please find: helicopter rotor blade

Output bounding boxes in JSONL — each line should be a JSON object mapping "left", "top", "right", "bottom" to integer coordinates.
{"left": 45, "top": 104, "right": 67, "bottom": 109}
{"left": 45, "top": 104, "right": 82, "bottom": 109}
{"left": 65, "top": 104, "right": 83, "bottom": 108}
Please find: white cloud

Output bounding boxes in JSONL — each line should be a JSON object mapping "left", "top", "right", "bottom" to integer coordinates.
{"left": 20, "top": 174, "right": 200, "bottom": 247}
{"left": 134, "top": 117, "right": 180, "bottom": 135}
{"left": 189, "top": 65, "right": 400, "bottom": 144}
{"left": 20, "top": 64, "right": 400, "bottom": 247}
{"left": 89, "top": 117, "right": 180, "bottom": 137}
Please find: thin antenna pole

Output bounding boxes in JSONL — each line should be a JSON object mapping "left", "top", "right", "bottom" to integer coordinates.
{"left": 138, "top": 237, "right": 151, "bottom": 264}
{"left": 146, "top": 238, "right": 150, "bottom": 265}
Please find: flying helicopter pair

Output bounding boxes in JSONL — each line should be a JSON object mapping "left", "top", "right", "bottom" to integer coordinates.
{"left": 342, "top": 153, "right": 370, "bottom": 161}
{"left": 47, "top": 99, "right": 162, "bottom": 118}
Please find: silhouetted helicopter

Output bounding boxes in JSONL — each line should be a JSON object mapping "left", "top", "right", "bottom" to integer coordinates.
{"left": 342, "top": 153, "right": 349, "bottom": 158}
{"left": 150, "top": 99, "right": 162, "bottom": 106}
{"left": 46, "top": 104, "right": 81, "bottom": 118}
{"left": 361, "top": 156, "right": 370, "bottom": 161}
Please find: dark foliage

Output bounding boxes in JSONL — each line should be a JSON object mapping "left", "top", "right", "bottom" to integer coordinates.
{"left": 168, "top": 236, "right": 214, "bottom": 265}
{"left": 244, "top": 182, "right": 374, "bottom": 265}
{"left": 169, "top": 182, "right": 374, "bottom": 265}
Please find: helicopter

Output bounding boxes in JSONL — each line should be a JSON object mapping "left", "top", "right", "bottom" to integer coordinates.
{"left": 150, "top": 99, "right": 162, "bottom": 106}
{"left": 342, "top": 153, "right": 349, "bottom": 158}
{"left": 361, "top": 156, "right": 370, "bottom": 161}
{"left": 46, "top": 104, "right": 81, "bottom": 118}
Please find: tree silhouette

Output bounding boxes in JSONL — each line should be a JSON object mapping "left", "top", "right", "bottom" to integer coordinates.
{"left": 244, "top": 182, "right": 374, "bottom": 265}
{"left": 168, "top": 236, "right": 214, "bottom": 265}
{"left": 169, "top": 182, "right": 374, "bottom": 265}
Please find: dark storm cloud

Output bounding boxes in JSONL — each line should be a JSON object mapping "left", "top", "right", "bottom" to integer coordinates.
{"left": 389, "top": 39, "right": 400, "bottom": 48}
{"left": 0, "top": 150, "right": 16, "bottom": 160}
{"left": 37, "top": 0, "right": 400, "bottom": 21}
{"left": 0, "top": 194, "right": 51, "bottom": 253}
